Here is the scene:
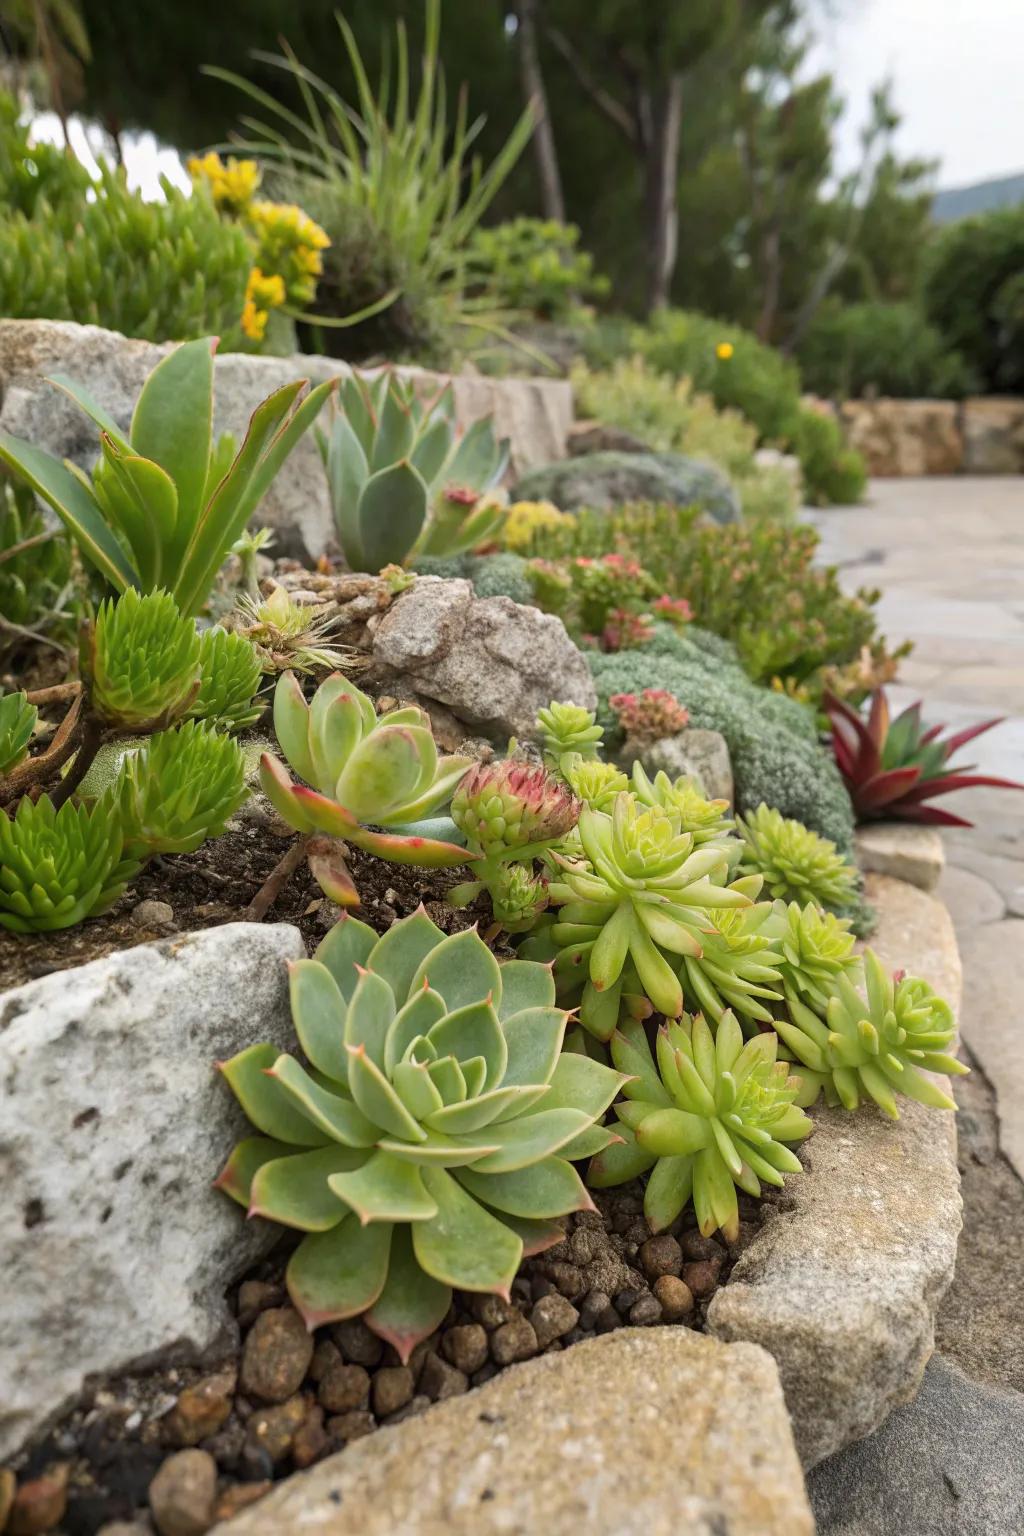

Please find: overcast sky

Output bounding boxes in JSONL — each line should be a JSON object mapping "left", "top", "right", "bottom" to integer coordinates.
{"left": 814, "top": 0, "right": 1024, "bottom": 187}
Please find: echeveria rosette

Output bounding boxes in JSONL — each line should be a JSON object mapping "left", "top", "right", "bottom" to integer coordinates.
{"left": 260, "top": 671, "right": 473, "bottom": 903}
{"left": 631, "top": 762, "right": 735, "bottom": 848}
{"left": 0, "top": 790, "right": 136, "bottom": 933}
{"left": 589, "top": 1013, "right": 812, "bottom": 1240}
{"left": 767, "top": 899, "right": 860, "bottom": 1014}
{"left": 216, "top": 910, "right": 626, "bottom": 1358}
{"left": 83, "top": 588, "right": 201, "bottom": 731}
{"left": 545, "top": 793, "right": 759, "bottom": 1039}
{"left": 116, "top": 721, "right": 248, "bottom": 860}
{"left": 736, "top": 803, "right": 858, "bottom": 909}
{"left": 0, "top": 690, "right": 37, "bottom": 776}
{"left": 537, "top": 700, "right": 604, "bottom": 773}
{"left": 775, "top": 948, "right": 967, "bottom": 1118}
{"left": 675, "top": 902, "right": 785, "bottom": 1028}
{"left": 188, "top": 627, "right": 264, "bottom": 733}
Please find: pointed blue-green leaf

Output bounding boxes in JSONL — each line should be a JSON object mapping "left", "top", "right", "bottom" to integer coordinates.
{"left": 218, "top": 1043, "right": 329, "bottom": 1147}
{"left": 559, "top": 1122, "right": 618, "bottom": 1161}
{"left": 427, "top": 1055, "right": 467, "bottom": 1104}
{"left": 328, "top": 1148, "right": 438, "bottom": 1225}
{"left": 587, "top": 1124, "right": 657, "bottom": 1188}
{"left": 392, "top": 1059, "right": 444, "bottom": 1121}
{"left": 496, "top": 959, "right": 557, "bottom": 1021}
{"left": 269, "top": 1054, "right": 378, "bottom": 1146}
{"left": 316, "top": 913, "right": 377, "bottom": 1002}
{"left": 215, "top": 1135, "right": 294, "bottom": 1206}
{"left": 385, "top": 986, "right": 447, "bottom": 1075}
{"left": 287, "top": 1213, "right": 392, "bottom": 1328}
{"left": 501, "top": 1006, "right": 567, "bottom": 1089}
{"left": 459, "top": 1155, "right": 593, "bottom": 1219}
{"left": 249, "top": 1146, "right": 366, "bottom": 1230}
{"left": 460, "top": 1108, "right": 594, "bottom": 1173}
{"left": 368, "top": 908, "right": 446, "bottom": 1006}
{"left": 460, "top": 1055, "right": 488, "bottom": 1098}
{"left": 427, "top": 999, "right": 507, "bottom": 1091}
{"left": 289, "top": 959, "right": 349, "bottom": 1083}
{"left": 129, "top": 336, "right": 213, "bottom": 543}
{"left": 364, "top": 1224, "right": 451, "bottom": 1365}
{"left": 413, "top": 1166, "right": 522, "bottom": 1295}
{"left": 347, "top": 1045, "right": 427, "bottom": 1141}
{"left": 410, "top": 927, "right": 503, "bottom": 1015}
{"left": 359, "top": 460, "right": 428, "bottom": 572}
{"left": 610, "top": 1021, "right": 672, "bottom": 1105}
{"left": 424, "top": 1084, "right": 548, "bottom": 1135}
{"left": 344, "top": 968, "right": 397, "bottom": 1070}
{"left": 540, "top": 1052, "right": 626, "bottom": 1120}
{"left": 326, "top": 411, "right": 370, "bottom": 569}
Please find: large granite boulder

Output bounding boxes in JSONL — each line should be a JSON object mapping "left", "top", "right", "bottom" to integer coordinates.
{"left": 0, "top": 922, "right": 304, "bottom": 1459}
{"left": 512, "top": 449, "right": 741, "bottom": 523}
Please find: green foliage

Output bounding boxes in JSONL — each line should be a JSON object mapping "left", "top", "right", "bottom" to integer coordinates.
{"left": 0, "top": 478, "right": 78, "bottom": 658}
{"left": 630, "top": 762, "right": 734, "bottom": 848}
{"left": 792, "top": 408, "right": 867, "bottom": 507}
{"left": 737, "top": 803, "right": 858, "bottom": 909}
{"left": 0, "top": 337, "right": 333, "bottom": 615}
{"left": 318, "top": 372, "right": 508, "bottom": 572}
{"left": 0, "top": 690, "right": 37, "bottom": 776}
{"left": 0, "top": 790, "right": 134, "bottom": 933}
{"left": 259, "top": 671, "right": 472, "bottom": 904}
{"left": 188, "top": 628, "right": 264, "bottom": 733}
{"left": 467, "top": 219, "right": 609, "bottom": 320}
{"left": 216, "top": 908, "right": 623, "bottom": 1354}
{"left": 924, "top": 205, "right": 1024, "bottom": 393}
{"left": 116, "top": 721, "right": 247, "bottom": 859}
{"left": 462, "top": 552, "right": 532, "bottom": 604}
{"left": 84, "top": 590, "right": 201, "bottom": 731}
{"left": 768, "top": 900, "right": 860, "bottom": 1013}
{"left": 798, "top": 301, "right": 976, "bottom": 401}
{"left": 777, "top": 950, "right": 967, "bottom": 1118}
{"left": 0, "top": 94, "right": 91, "bottom": 215}
{"left": 589, "top": 1014, "right": 812, "bottom": 1240}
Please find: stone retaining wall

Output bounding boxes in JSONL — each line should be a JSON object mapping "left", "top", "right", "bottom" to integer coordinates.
{"left": 832, "top": 395, "right": 1024, "bottom": 477}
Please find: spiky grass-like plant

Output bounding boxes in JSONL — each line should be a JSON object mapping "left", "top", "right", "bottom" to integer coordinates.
{"left": 589, "top": 1014, "right": 811, "bottom": 1239}
{"left": 736, "top": 802, "right": 857, "bottom": 909}
{"left": 217, "top": 910, "right": 624, "bottom": 1358}
{"left": 0, "top": 791, "right": 134, "bottom": 932}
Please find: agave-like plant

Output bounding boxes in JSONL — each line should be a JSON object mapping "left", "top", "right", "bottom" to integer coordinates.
{"left": 317, "top": 372, "right": 509, "bottom": 573}
{"left": 0, "top": 690, "right": 37, "bottom": 777}
{"left": 260, "top": 671, "right": 473, "bottom": 904}
{"left": 216, "top": 910, "right": 624, "bottom": 1357}
{"left": 631, "top": 762, "right": 734, "bottom": 847}
{"left": 824, "top": 688, "right": 1024, "bottom": 828}
{"left": 768, "top": 900, "right": 860, "bottom": 1013}
{"left": 545, "top": 794, "right": 759, "bottom": 1038}
{"left": 776, "top": 949, "right": 967, "bottom": 1118}
{"left": 589, "top": 1014, "right": 812, "bottom": 1239}
{"left": 0, "top": 338, "right": 333, "bottom": 616}
{"left": 83, "top": 589, "right": 201, "bottom": 731}
{"left": 117, "top": 722, "right": 248, "bottom": 860}
{"left": 736, "top": 803, "right": 858, "bottom": 909}
{"left": 0, "top": 790, "right": 134, "bottom": 932}
{"left": 188, "top": 627, "right": 264, "bottom": 733}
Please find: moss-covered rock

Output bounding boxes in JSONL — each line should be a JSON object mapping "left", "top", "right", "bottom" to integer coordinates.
{"left": 412, "top": 552, "right": 533, "bottom": 605}
{"left": 511, "top": 451, "right": 741, "bottom": 525}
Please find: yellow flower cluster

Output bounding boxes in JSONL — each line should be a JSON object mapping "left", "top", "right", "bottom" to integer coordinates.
{"left": 241, "top": 268, "right": 288, "bottom": 341}
{"left": 501, "top": 500, "right": 576, "bottom": 552}
{"left": 187, "top": 152, "right": 261, "bottom": 217}
{"left": 248, "top": 200, "right": 331, "bottom": 308}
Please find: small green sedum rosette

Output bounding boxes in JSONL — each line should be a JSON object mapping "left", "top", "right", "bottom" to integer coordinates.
{"left": 737, "top": 802, "right": 858, "bottom": 909}
{"left": 0, "top": 790, "right": 135, "bottom": 932}
{"left": 217, "top": 909, "right": 625, "bottom": 1360}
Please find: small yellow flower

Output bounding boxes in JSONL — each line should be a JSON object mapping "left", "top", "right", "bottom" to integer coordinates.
{"left": 716, "top": 341, "right": 735, "bottom": 361}
{"left": 245, "top": 267, "right": 287, "bottom": 311}
{"left": 241, "top": 301, "right": 268, "bottom": 342}
{"left": 188, "top": 151, "right": 261, "bottom": 215}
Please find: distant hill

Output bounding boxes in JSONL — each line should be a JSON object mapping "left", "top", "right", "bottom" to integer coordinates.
{"left": 933, "top": 172, "right": 1024, "bottom": 223}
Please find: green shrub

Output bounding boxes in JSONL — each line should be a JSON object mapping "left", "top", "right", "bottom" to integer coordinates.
{"left": 924, "top": 205, "right": 1024, "bottom": 392}
{"left": 468, "top": 219, "right": 609, "bottom": 320}
{"left": 794, "top": 408, "right": 867, "bottom": 506}
{"left": 798, "top": 301, "right": 976, "bottom": 400}
{"left": 412, "top": 552, "right": 534, "bottom": 606}
{"left": 0, "top": 96, "right": 91, "bottom": 215}
{"left": 0, "top": 479, "right": 78, "bottom": 662}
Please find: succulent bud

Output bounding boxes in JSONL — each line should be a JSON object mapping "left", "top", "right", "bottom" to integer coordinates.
{"left": 563, "top": 758, "right": 629, "bottom": 811}
{"left": 451, "top": 759, "right": 580, "bottom": 857}
{"left": 0, "top": 790, "right": 134, "bottom": 933}
{"left": 610, "top": 688, "right": 689, "bottom": 746}
{"left": 117, "top": 721, "right": 248, "bottom": 860}
{"left": 536, "top": 699, "right": 604, "bottom": 766}
{"left": 188, "top": 627, "right": 263, "bottom": 732}
{"left": 737, "top": 803, "right": 857, "bottom": 910}
{"left": 83, "top": 589, "right": 201, "bottom": 731}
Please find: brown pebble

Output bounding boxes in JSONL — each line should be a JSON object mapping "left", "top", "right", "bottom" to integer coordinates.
{"left": 318, "top": 1362, "right": 370, "bottom": 1414}
{"left": 682, "top": 1257, "right": 722, "bottom": 1297}
{"left": 578, "top": 1289, "right": 611, "bottom": 1330}
{"left": 568, "top": 1228, "right": 596, "bottom": 1264}
{"left": 545, "top": 1261, "right": 586, "bottom": 1300}
{"left": 371, "top": 1366, "right": 414, "bottom": 1416}
{"left": 7, "top": 1463, "right": 68, "bottom": 1536}
{"left": 383, "top": 1393, "right": 431, "bottom": 1425}
{"left": 442, "top": 1323, "right": 489, "bottom": 1374}
{"left": 419, "top": 1351, "right": 468, "bottom": 1401}
{"left": 240, "top": 1308, "right": 314, "bottom": 1403}
{"left": 163, "top": 1367, "right": 236, "bottom": 1447}
{"left": 326, "top": 1410, "right": 376, "bottom": 1443}
{"left": 331, "top": 1319, "right": 383, "bottom": 1367}
{"left": 468, "top": 1293, "right": 513, "bottom": 1329}
{"left": 628, "top": 1293, "right": 663, "bottom": 1326}
{"left": 211, "top": 1482, "right": 272, "bottom": 1523}
{"left": 490, "top": 1316, "right": 538, "bottom": 1365}
{"left": 529, "top": 1294, "right": 579, "bottom": 1348}
{"left": 309, "top": 1339, "right": 342, "bottom": 1383}
{"left": 680, "top": 1231, "right": 725, "bottom": 1263}
{"left": 148, "top": 1449, "right": 217, "bottom": 1536}
{"left": 653, "top": 1274, "right": 695, "bottom": 1321}
{"left": 639, "top": 1234, "right": 683, "bottom": 1280}
{"left": 236, "top": 1280, "right": 285, "bottom": 1329}
{"left": 245, "top": 1396, "right": 308, "bottom": 1463}
{"left": 292, "top": 1404, "right": 329, "bottom": 1468}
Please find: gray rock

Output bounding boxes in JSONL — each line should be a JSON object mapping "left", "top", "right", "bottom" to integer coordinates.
{"left": 370, "top": 577, "right": 596, "bottom": 741}
{"left": 620, "top": 727, "right": 734, "bottom": 806}
{"left": 512, "top": 449, "right": 741, "bottom": 524}
{"left": 955, "top": 919, "right": 1024, "bottom": 1181}
{"left": 216, "top": 1330, "right": 814, "bottom": 1536}
{"left": 855, "top": 822, "right": 945, "bottom": 893}
{"left": 808, "top": 1354, "right": 1024, "bottom": 1536}
{"left": 0, "top": 922, "right": 304, "bottom": 1459}
{"left": 567, "top": 421, "right": 651, "bottom": 456}
{"left": 707, "top": 874, "right": 964, "bottom": 1468}
{"left": 0, "top": 320, "right": 572, "bottom": 566}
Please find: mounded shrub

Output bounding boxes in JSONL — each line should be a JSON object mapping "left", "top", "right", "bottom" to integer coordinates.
{"left": 924, "top": 205, "right": 1024, "bottom": 393}
{"left": 799, "top": 300, "right": 977, "bottom": 400}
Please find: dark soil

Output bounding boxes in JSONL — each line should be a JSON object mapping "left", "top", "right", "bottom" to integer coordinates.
{"left": 11, "top": 1184, "right": 768, "bottom": 1535}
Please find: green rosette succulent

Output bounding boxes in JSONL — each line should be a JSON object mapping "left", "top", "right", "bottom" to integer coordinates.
{"left": 0, "top": 690, "right": 37, "bottom": 776}
{"left": 216, "top": 910, "right": 625, "bottom": 1358}
{"left": 260, "top": 671, "right": 473, "bottom": 903}
{"left": 676, "top": 903, "right": 784, "bottom": 1027}
{"left": 83, "top": 589, "right": 201, "bottom": 731}
{"left": 545, "top": 793, "right": 759, "bottom": 1038}
{"left": 0, "top": 790, "right": 135, "bottom": 932}
{"left": 768, "top": 899, "right": 860, "bottom": 1013}
{"left": 116, "top": 721, "right": 248, "bottom": 860}
{"left": 631, "top": 762, "right": 735, "bottom": 847}
{"left": 537, "top": 700, "right": 604, "bottom": 771}
{"left": 188, "top": 627, "right": 263, "bottom": 732}
{"left": 589, "top": 1013, "right": 812, "bottom": 1240}
{"left": 563, "top": 758, "right": 629, "bottom": 811}
{"left": 776, "top": 948, "right": 967, "bottom": 1118}
{"left": 736, "top": 803, "right": 858, "bottom": 909}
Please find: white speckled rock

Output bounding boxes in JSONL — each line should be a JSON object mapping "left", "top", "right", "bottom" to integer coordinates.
{"left": 707, "top": 874, "right": 964, "bottom": 1468}
{"left": 855, "top": 823, "right": 945, "bottom": 892}
{"left": 219, "top": 1329, "right": 814, "bottom": 1536}
{"left": 619, "top": 727, "right": 734, "bottom": 805}
{"left": 0, "top": 922, "right": 304, "bottom": 1459}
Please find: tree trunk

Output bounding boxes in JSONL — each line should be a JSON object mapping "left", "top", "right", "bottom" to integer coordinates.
{"left": 755, "top": 221, "right": 783, "bottom": 341}
{"left": 515, "top": 0, "right": 565, "bottom": 222}
{"left": 643, "top": 74, "right": 684, "bottom": 312}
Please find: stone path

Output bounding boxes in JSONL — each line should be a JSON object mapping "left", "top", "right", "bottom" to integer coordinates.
{"left": 807, "top": 476, "right": 1024, "bottom": 1531}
